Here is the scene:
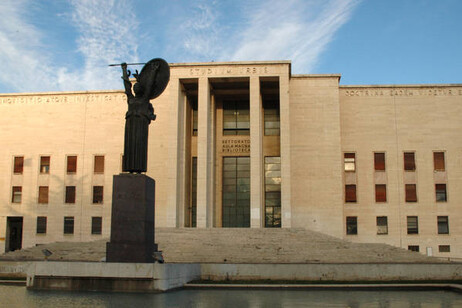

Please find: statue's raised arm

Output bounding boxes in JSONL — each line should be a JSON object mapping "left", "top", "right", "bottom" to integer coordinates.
{"left": 121, "top": 63, "right": 134, "bottom": 98}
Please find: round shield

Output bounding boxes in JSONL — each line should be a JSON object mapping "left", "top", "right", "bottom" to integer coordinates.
{"left": 138, "top": 58, "right": 170, "bottom": 100}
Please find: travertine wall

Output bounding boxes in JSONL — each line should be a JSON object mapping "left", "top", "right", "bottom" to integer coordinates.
{"left": 288, "top": 75, "right": 344, "bottom": 238}
{"left": 339, "top": 86, "right": 462, "bottom": 258}
{"left": 0, "top": 92, "right": 126, "bottom": 249}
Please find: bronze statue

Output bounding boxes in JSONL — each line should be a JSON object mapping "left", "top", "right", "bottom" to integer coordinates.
{"left": 120, "top": 59, "right": 170, "bottom": 173}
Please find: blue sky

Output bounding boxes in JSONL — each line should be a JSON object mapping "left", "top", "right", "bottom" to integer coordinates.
{"left": 0, "top": 0, "right": 461, "bottom": 93}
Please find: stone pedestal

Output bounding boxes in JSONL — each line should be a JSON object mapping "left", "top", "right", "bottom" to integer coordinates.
{"left": 106, "top": 174, "right": 157, "bottom": 263}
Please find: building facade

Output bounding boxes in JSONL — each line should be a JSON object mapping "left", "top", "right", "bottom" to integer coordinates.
{"left": 1, "top": 61, "right": 461, "bottom": 258}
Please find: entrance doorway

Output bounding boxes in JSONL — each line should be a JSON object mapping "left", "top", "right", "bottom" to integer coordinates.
{"left": 222, "top": 157, "right": 250, "bottom": 227}
{"left": 6, "top": 217, "right": 23, "bottom": 252}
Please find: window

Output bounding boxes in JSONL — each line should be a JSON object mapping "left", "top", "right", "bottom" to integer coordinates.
{"left": 40, "top": 156, "right": 50, "bottom": 174}
{"left": 65, "top": 186, "right": 76, "bottom": 204}
{"left": 36, "top": 217, "right": 47, "bottom": 234}
{"left": 190, "top": 157, "right": 197, "bottom": 227}
{"left": 223, "top": 101, "right": 250, "bottom": 135}
{"left": 344, "top": 153, "right": 355, "bottom": 172}
{"left": 405, "top": 184, "right": 417, "bottom": 202}
{"left": 265, "top": 157, "right": 281, "bottom": 228}
{"left": 67, "top": 156, "right": 77, "bottom": 173}
{"left": 346, "top": 217, "right": 357, "bottom": 235}
{"left": 191, "top": 100, "right": 198, "bottom": 136}
{"left": 263, "top": 100, "right": 280, "bottom": 136}
{"left": 437, "top": 216, "right": 449, "bottom": 234}
{"left": 345, "top": 185, "right": 356, "bottom": 203}
{"left": 376, "top": 216, "right": 388, "bottom": 235}
{"left": 94, "top": 155, "right": 105, "bottom": 173}
{"left": 374, "top": 153, "right": 385, "bottom": 171}
{"left": 63, "top": 216, "right": 74, "bottom": 234}
{"left": 439, "top": 245, "right": 450, "bottom": 253}
{"left": 435, "top": 184, "right": 447, "bottom": 202}
{"left": 433, "top": 152, "right": 445, "bottom": 171}
{"left": 375, "top": 184, "right": 387, "bottom": 202}
{"left": 38, "top": 186, "right": 49, "bottom": 204}
{"left": 407, "top": 216, "right": 418, "bottom": 234}
{"left": 14, "top": 156, "right": 24, "bottom": 174}
{"left": 222, "top": 157, "right": 251, "bottom": 227}
{"left": 93, "top": 186, "right": 103, "bottom": 204}
{"left": 404, "top": 152, "right": 415, "bottom": 171}
{"left": 12, "top": 186, "right": 22, "bottom": 203}
{"left": 408, "top": 245, "right": 419, "bottom": 252}
{"left": 91, "top": 217, "right": 102, "bottom": 235}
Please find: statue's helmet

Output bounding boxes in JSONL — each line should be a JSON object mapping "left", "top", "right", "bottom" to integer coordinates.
{"left": 133, "top": 83, "right": 144, "bottom": 96}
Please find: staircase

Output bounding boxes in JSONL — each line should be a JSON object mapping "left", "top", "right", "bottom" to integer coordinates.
{"left": 0, "top": 228, "right": 445, "bottom": 263}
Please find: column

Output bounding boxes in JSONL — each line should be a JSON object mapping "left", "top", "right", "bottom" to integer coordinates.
{"left": 196, "top": 77, "right": 212, "bottom": 228}
{"left": 279, "top": 73, "right": 292, "bottom": 228}
{"left": 250, "top": 76, "right": 263, "bottom": 228}
{"left": 166, "top": 79, "right": 186, "bottom": 227}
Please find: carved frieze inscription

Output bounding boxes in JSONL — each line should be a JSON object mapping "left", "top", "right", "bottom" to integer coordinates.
{"left": 0, "top": 93, "right": 126, "bottom": 105}
{"left": 344, "top": 88, "right": 462, "bottom": 97}
{"left": 222, "top": 139, "right": 250, "bottom": 154}
{"left": 189, "top": 66, "right": 270, "bottom": 76}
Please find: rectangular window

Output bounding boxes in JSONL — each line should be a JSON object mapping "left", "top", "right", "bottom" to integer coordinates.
{"left": 439, "top": 245, "right": 450, "bottom": 253}
{"left": 63, "top": 216, "right": 74, "bottom": 234}
{"left": 223, "top": 101, "right": 250, "bottom": 135}
{"left": 344, "top": 153, "right": 355, "bottom": 172}
{"left": 375, "top": 184, "right": 387, "bottom": 202}
{"left": 346, "top": 217, "right": 357, "bottom": 235}
{"left": 374, "top": 152, "right": 385, "bottom": 171}
{"left": 376, "top": 216, "right": 388, "bottom": 235}
{"left": 222, "top": 157, "right": 251, "bottom": 227}
{"left": 65, "top": 186, "right": 76, "bottom": 204}
{"left": 14, "top": 156, "right": 24, "bottom": 174}
{"left": 190, "top": 157, "right": 197, "bottom": 227}
{"left": 265, "top": 157, "right": 281, "bottom": 228}
{"left": 437, "top": 216, "right": 449, "bottom": 234}
{"left": 36, "top": 217, "right": 47, "bottom": 234}
{"left": 405, "top": 184, "right": 417, "bottom": 202}
{"left": 38, "top": 186, "right": 49, "bottom": 204}
{"left": 93, "top": 186, "right": 104, "bottom": 204}
{"left": 91, "top": 217, "right": 102, "bottom": 235}
{"left": 40, "top": 156, "right": 50, "bottom": 174}
{"left": 435, "top": 184, "right": 447, "bottom": 202}
{"left": 433, "top": 152, "right": 445, "bottom": 171}
{"left": 404, "top": 152, "right": 415, "bottom": 171}
{"left": 94, "top": 155, "right": 105, "bottom": 173}
{"left": 192, "top": 100, "right": 198, "bottom": 136}
{"left": 67, "top": 156, "right": 77, "bottom": 173}
{"left": 408, "top": 245, "right": 419, "bottom": 252}
{"left": 12, "top": 186, "right": 22, "bottom": 203}
{"left": 263, "top": 100, "right": 280, "bottom": 136}
{"left": 345, "top": 185, "right": 356, "bottom": 203}
{"left": 407, "top": 216, "right": 418, "bottom": 234}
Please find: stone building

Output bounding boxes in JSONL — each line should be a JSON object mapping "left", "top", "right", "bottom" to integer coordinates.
{"left": 1, "top": 61, "right": 461, "bottom": 259}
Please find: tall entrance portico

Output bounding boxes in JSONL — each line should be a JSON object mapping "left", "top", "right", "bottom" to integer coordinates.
{"left": 167, "top": 62, "right": 291, "bottom": 229}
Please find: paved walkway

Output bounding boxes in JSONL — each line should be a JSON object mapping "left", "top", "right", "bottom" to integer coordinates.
{"left": 0, "top": 228, "right": 447, "bottom": 263}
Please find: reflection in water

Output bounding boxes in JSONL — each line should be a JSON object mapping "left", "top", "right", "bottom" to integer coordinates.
{"left": 0, "top": 285, "right": 461, "bottom": 308}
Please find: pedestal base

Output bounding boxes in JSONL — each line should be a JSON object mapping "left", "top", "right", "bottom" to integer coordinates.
{"left": 106, "top": 173, "right": 157, "bottom": 263}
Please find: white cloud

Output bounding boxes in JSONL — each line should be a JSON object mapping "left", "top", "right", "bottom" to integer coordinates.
{"left": 0, "top": 0, "right": 57, "bottom": 92}
{"left": 230, "top": 0, "right": 360, "bottom": 73}
{"left": 172, "top": 0, "right": 359, "bottom": 73}
{"left": 177, "top": 2, "right": 223, "bottom": 61}
{"left": 0, "top": 0, "right": 139, "bottom": 92}
{"left": 0, "top": 0, "right": 359, "bottom": 92}
{"left": 70, "top": 0, "right": 140, "bottom": 90}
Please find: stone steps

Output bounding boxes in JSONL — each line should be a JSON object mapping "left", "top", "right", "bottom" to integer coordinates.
{"left": 0, "top": 228, "right": 447, "bottom": 264}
